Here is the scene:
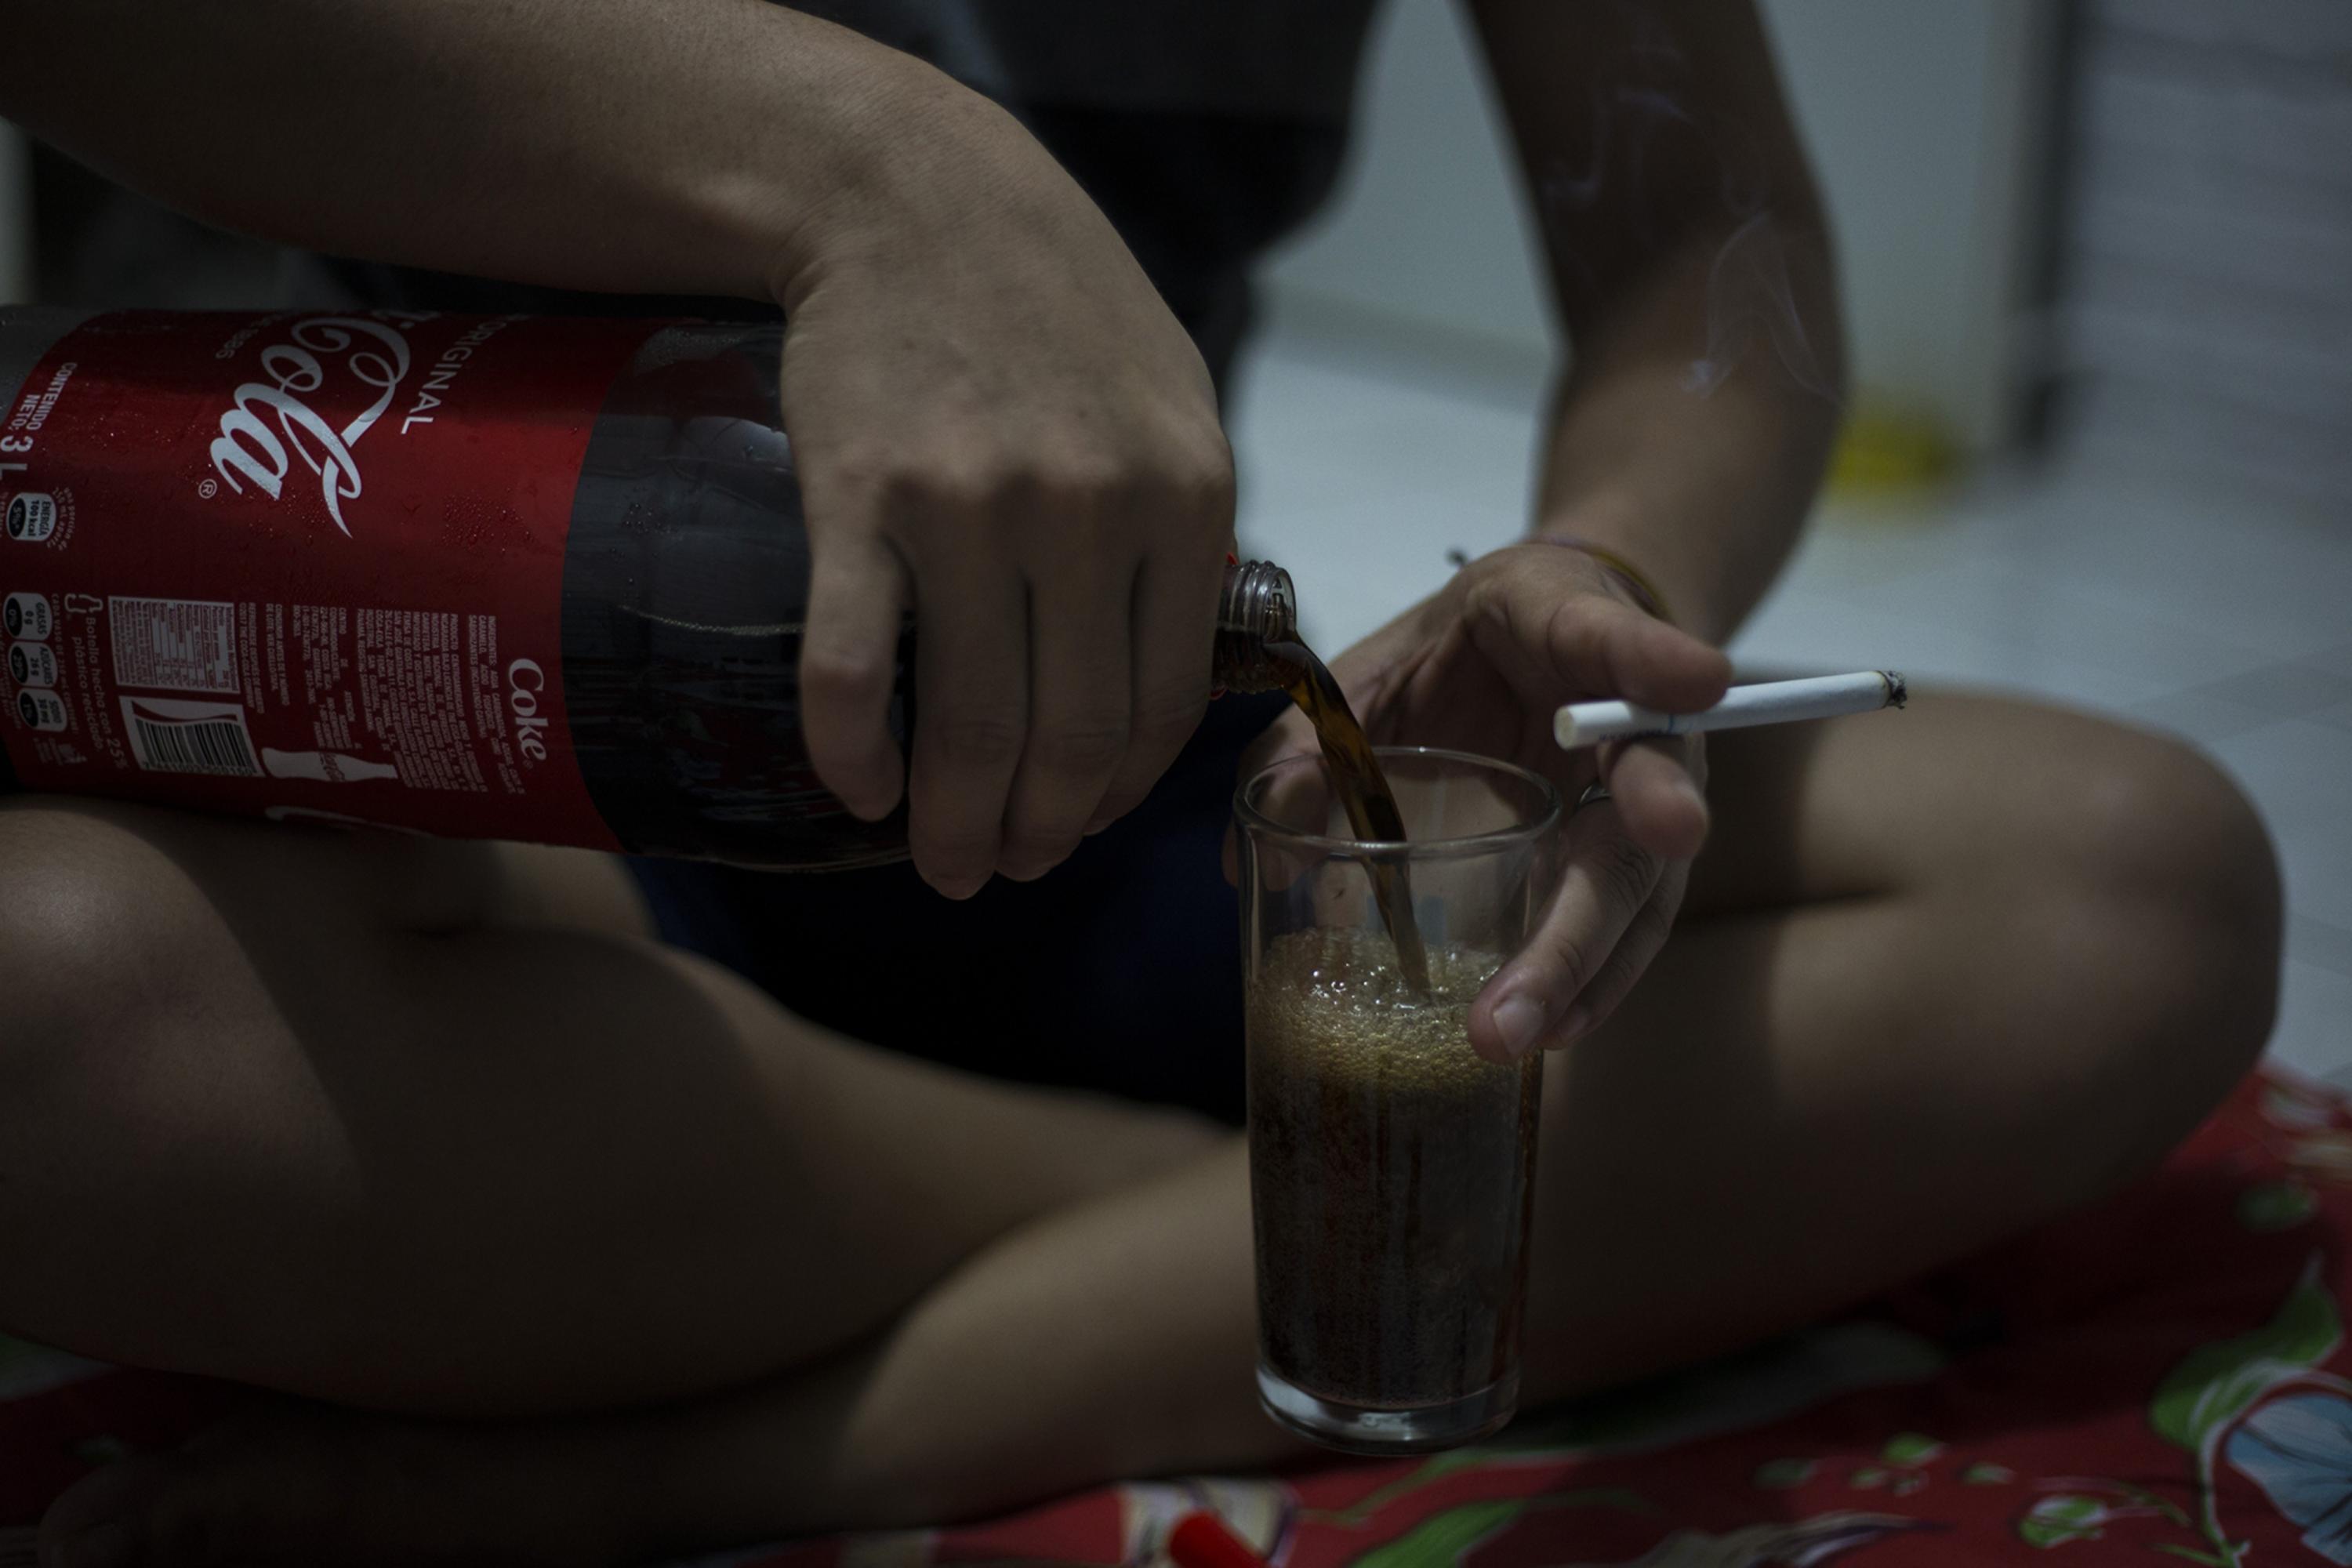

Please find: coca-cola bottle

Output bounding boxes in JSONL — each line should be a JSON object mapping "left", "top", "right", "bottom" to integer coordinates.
{"left": 0, "top": 310, "right": 1297, "bottom": 868}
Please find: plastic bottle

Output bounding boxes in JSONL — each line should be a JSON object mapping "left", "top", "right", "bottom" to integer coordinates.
{"left": 0, "top": 309, "right": 1294, "bottom": 867}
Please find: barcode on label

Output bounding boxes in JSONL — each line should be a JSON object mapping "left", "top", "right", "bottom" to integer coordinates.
{"left": 120, "top": 697, "right": 262, "bottom": 777}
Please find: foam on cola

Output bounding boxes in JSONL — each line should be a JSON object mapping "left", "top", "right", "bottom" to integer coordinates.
{"left": 1247, "top": 926, "right": 1541, "bottom": 1413}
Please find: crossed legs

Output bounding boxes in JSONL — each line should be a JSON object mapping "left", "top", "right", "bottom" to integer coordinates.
{"left": 0, "top": 693, "right": 2278, "bottom": 1564}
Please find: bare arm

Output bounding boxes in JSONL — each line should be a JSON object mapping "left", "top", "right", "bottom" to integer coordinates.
{"left": 0, "top": 0, "right": 920, "bottom": 301}
{"left": 1469, "top": 0, "right": 1846, "bottom": 644}
{"left": 1236, "top": 2, "right": 1842, "bottom": 1057}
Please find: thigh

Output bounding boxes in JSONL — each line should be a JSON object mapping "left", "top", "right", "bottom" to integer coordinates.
{"left": 1685, "top": 688, "right": 2258, "bottom": 913}
{"left": 1519, "top": 691, "right": 2278, "bottom": 1396}
{"left": 481, "top": 840, "right": 657, "bottom": 940}
{"left": 0, "top": 798, "right": 1215, "bottom": 1417}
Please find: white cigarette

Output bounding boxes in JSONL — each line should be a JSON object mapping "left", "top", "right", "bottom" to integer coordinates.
{"left": 1554, "top": 671, "right": 1906, "bottom": 749}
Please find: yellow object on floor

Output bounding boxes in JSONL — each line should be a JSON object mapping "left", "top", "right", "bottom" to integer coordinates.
{"left": 1828, "top": 403, "right": 1962, "bottom": 497}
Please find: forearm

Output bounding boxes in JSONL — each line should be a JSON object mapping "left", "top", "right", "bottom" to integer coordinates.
{"left": 0, "top": 0, "right": 932, "bottom": 302}
{"left": 1465, "top": 0, "right": 1846, "bottom": 645}
{"left": 1534, "top": 215, "right": 1846, "bottom": 646}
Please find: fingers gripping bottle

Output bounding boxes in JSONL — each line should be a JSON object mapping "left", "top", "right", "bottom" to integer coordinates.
{"left": 0, "top": 310, "right": 1296, "bottom": 868}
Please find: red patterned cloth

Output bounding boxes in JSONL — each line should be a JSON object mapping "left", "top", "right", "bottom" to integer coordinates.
{"left": 9, "top": 1067, "right": 2352, "bottom": 1566}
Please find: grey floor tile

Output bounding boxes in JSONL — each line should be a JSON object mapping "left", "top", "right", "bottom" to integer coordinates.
{"left": 2194, "top": 662, "right": 2352, "bottom": 717}
{"left": 2290, "top": 915, "right": 2352, "bottom": 982}
{"left": 2126, "top": 690, "right": 2283, "bottom": 745}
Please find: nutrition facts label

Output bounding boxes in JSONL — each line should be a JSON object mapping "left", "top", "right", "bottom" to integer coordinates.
{"left": 109, "top": 597, "right": 240, "bottom": 695}
{"left": 0, "top": 310, "right": 644, "bottom": 848}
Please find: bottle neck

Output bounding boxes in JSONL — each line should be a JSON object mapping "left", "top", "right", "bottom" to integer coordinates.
{"left": 1214, "top": 560, "right": 1298, "bottom": 694}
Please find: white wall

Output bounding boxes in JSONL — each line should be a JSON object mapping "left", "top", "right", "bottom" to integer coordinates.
{"left": 1261, "top": 0, "right": 1549, "bottom": 364}
{"left": 0, "top": 123, "right": 29, "bottom": 305}
{"left": 1767, "top": 0, "right": 2057, "bottom": 451}
{"left": 1258, "top": 0, "right": 2057, "bottom": 452}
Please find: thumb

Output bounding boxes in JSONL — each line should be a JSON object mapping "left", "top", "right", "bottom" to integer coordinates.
{"left": 1468, "top": 553, "right": 1730, "bottom": 711}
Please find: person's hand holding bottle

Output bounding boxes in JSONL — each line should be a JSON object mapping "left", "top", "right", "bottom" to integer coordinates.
{"left": 775, "top": 71, "right": 1238, "bottom": 899}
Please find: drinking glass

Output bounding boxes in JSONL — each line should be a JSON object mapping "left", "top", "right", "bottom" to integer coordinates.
{"left": 1236, "top": 746, "right": 1560, "bottom": 1454}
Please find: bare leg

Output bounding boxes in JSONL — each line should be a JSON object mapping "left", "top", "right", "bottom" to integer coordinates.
{"left": 1523, "top": 694, "right": 2281, "bottom": 1390}
{"left": 0, "top": 802, "right": 1218, "bottom": 1416}
{"left": 29, "top": 695, "right": 2281, "bottom": 1564}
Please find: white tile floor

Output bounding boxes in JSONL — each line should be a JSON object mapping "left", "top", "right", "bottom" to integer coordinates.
{"left": 1228, "top": 321, "right": 2352, "bottom": 1081}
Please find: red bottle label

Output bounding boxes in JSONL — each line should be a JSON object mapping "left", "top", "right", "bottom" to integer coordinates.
{"left": 0, "top": 310, "right": 653, "bottom": 848}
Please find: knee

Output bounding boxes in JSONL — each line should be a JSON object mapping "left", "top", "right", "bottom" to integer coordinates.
{"left": 2076, "top": 728, "right": 2278, "bottom": 1027}
{"left": 2024, "top": 723, "right": 2281, "bottom": 1131}
{"left": 0, "top": 802, "right": 217, "bottom": 1094}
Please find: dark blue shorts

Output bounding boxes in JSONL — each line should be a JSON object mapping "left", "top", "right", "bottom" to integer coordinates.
{"left": 630, "top": 693, "right": 1288, "bottom": 1127}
